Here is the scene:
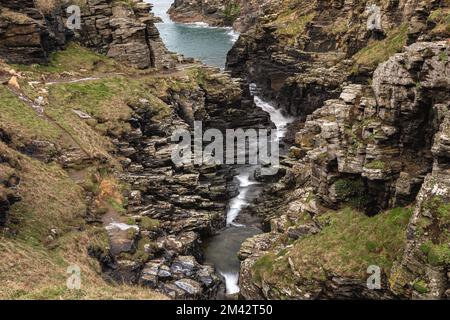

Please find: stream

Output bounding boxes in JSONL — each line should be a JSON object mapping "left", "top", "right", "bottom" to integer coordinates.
{"left": 149, "top": 0, "right": 294, "bottom": 296}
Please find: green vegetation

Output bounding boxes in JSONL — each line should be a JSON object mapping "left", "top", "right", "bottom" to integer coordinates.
{"left": 334, "top": 178, "right": 369, "bottom": 210}
{"left": 413, "top": 280, "right": 429, "bottom": 294}
{"left": 0, "top": 87, "right": 62, "bottom": 145}
{"left": 427, "top": 8, "right": 450, "bottom": 36}
{"left": 0, "top": 144, "right": 164, "bottom": 299}
{"left": 439, "top": 51, "right": 448, "bottom": 63}
{"left": 420, "top": 241, "right": 450, "bottom": 266}
{"left": 138, "top": 217, "right": 160, "bottom": 232}
{"left": 0, "top": 43, "right": 192, "bottom": 299}
{"left": 15, "top": 43, "right": 120, "bottom": 74}
{"left": 416, "top": 196, "right": 450, "bottom": 267}
{"left": 223, "top": 3, "right": 241, "bottom": 23}
{"left": 252, "top": 207, "right": 413, "bottom": 289}
{"left": 365, "top": 160, "right": 386, "bottom": 170}
{"left": 45, "top": 76, "right": 171, "bottom": 158}
{"left": 352, "top": 24, "right": 409, "bottom": 73}
{"left": 273, "top": 9, "right": 315, "bottom": 44}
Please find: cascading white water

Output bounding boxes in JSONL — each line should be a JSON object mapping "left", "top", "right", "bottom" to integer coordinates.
{"left": 148, "top": 0, "right": 294, "bottom": 296}
{"left": 218, "top": 88, "right": 295, "bottom": 295}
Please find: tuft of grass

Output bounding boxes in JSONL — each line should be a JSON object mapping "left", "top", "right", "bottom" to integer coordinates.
{"left": 365, "top": 160, "right": 386, "bottom": 170}
{"left": 223, "top": 2, "right": 241, "bottom": 23}
{"left": 427, "top": 8, "right": 450, "bottom": 36}
{"left": 138, "top": 217, "right": 160, "bottom": 231}
{"left": 14, "top": 43, "right": 121, "bottom": 75}
{"left": 420, "top": 241, "right": 450, "bottom": 266}
{"left": 352, "top": 24, "right": 409, "bottom": 73}
{"left": 413, "top": 280, "right": 429, "bottom": 294}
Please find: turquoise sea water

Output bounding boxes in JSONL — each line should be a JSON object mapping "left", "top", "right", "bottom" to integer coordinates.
{"left": 147, "top": 0, "right": 238, "bottom": 68}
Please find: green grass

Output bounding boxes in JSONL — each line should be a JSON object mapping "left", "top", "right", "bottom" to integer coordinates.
{"left": 413, "top": 280, "right": 429, "bottom": 294}
{"left": 14, "top": 43, "right": 120, "bottom": 74}
{"left": 273, "top": 9, "right": 315, "bottom": 44}
{"left": 138, "top": 217, "right": 160, "bottom": 231}
{"left": 252, "top": 207, "right": 413, "bottom": 289}
{"left": 365, "top": 160, "right": 386, "bottom": 170}
{"left": 45, "top": 76, "right": 172, "bottom": 158}
{"left": 427, "top": 8, "right": 450, "bottom": 36}
{"left": 334, "top": 178, "right": 365, "bottom": 200}
{"left": 352, "top": 24, "right": 409, "bottom": 73}
{"left": 0, "top": 86, "right": 62, "bottom": 145}
{"left": 223, "top": 2, "right": 241, "bottom": 23}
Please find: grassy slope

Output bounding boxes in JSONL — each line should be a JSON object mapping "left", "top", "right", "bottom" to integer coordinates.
{"left": 251, "top": 207, "right": 413, "bottom": 295}
{"left": 0, "top": 44, "right": 195, "bottom": 299}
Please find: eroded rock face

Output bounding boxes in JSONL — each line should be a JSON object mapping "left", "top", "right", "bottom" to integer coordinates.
{"left": 227, "top": 0, "right": 448, "bottom": 119}
{"left": 238, "top": 41, "right": 450, "bottom": 300}
{"left": 79, "top": 0, "right": 172, "bottom": 69}
{"left": 0, "top": 0, "right": 67, "bottom": 64}
{"left": 0, "top": 145, "right": 21, "bottom": 227}
{"left": 93, "top": 68, "right": 271, "bottom": 299}
{"left": 0, "top": 0, "right": 172, "bottom": 68}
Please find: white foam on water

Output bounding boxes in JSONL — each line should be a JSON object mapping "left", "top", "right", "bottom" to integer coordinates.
{"left": 226, "top": 28, "right": 240, "bottom": 43}
{"left": 187, "top": 22, "right": 211, "bottom": 27}
{"left": 253, "top": 94, "right": 294, "bottom": 141}
{"left": 226, "top": 188, "right": 249, "bottom": 225}
{"left": 236, "top": 174, "right": 259, "bottom": 187}
{"left": 221, "top": 272, "right": 240, "bottom": 295}
{"left": 105, "top": 222, "right": 139, "bottom": 232}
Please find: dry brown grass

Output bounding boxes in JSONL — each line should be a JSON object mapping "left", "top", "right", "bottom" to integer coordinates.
{"left": 0, "top": 230, "right": 167, "bottom": 300}
{"left": 0, "top": 143, "right": 166, "bottom": 299}
{"left": 35, "top": 0, "right": 60, "bottom": 14}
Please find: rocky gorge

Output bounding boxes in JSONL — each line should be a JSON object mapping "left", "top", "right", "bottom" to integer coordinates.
{"left": 223, "top": 0, "right": 450, "bottom": 299}
{"left": 0, "top": 0, "right": 449, "bottom": 301}
{"left": 0, "top": 0, "right": 270, "bottom": 299}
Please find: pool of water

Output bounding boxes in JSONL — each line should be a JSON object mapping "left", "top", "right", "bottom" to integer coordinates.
{"left": 148, "top": 0, "right": 238, "bottom": 68}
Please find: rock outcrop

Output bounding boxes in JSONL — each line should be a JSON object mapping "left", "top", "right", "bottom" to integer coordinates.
{"left": 0, "top": 0, "right": 172, "bottom": 68}
{"left": 168, "top": 0, "right": 267, "bottom": 32}
{"left": 227, "top": 0, "right": 449, "bottom": 119}
{"left": 238, "top": 41, "right": 450, "bottom": 300}
{"left": 0, "top": 143, "right": 21, "bottom": 227}
{"left": 0, "top": 0, "right": 67, "bottom": 64}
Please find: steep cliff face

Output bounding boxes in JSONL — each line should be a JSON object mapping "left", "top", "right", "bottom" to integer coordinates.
{"left": 227, "top": 0, "right": 449, "bottom": 119}
{"left": 238, "top": 41, "right": 449, "bottom": 300}
{"left": 216, "top": 0, "right": 450, "bottom": 301}
{"left": 0, "top": 0, "right": 172, "bottom": 68}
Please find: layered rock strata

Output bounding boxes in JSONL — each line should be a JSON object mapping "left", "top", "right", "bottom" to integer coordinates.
{"left": 227, "top": 0, "right": 449, "bottom": 119}
{"left": 0, "top": 0, "right": 172, "bottom": 68}
{"left": 89, "top": 68, "right": 271, "bottom": 299}
{"left": 238, "top": 41, "right": 450, "bottom": 300}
